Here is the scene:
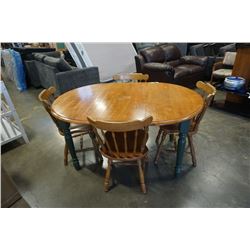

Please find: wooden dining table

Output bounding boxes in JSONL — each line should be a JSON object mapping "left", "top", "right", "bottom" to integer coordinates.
{"left": 51, "top": 82, "right": 204, "bottom": 176}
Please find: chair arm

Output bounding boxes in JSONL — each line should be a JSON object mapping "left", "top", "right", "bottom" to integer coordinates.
{"left": 181, "top": 56, "right": 208, "bottom": 67}
{"left": 144, "top": 63, "right": 175, "bottom": 74}
{"left": 56, "top": 67, "right": 100, "bottom": 95}
{"left": 212, "top": 61, "right": 224, "bottom": 72}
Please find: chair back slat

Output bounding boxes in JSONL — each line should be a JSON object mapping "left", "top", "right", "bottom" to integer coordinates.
{"left": 87, "top": 116, "right": 153, "bottom": 158}
{"left": 100, "top": 129, "right": 113, "bottom": 156}
{"left": 133, "top": 129, "right": 138, "bottom": 153}
{"left": 93, "top": 127, "right": 105, "bottom": 148}
{"left": 112, "top": 132, "right": 120, "bottom": 156}
{"left": 141, "top": 126, "right": 149, "bottom": 153}
{"left": 113, "top": 73, "right": 149, "bottom": 82}
{"left": 193, "top": 81, "right": 216, "bottom": 132}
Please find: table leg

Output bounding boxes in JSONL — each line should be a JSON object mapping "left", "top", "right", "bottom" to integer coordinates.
{"left": 175, "top": 119, "right": 191, "bottom": 176}
{"left": 59, "top": 121, "right": 81, "bottom": 170}
{"left": 169, "top": 134, "right": 174, "bottom": 142}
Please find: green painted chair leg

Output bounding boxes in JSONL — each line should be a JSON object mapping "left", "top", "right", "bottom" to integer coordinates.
{"left": 175, "top": 119, "right": 190, "bottom": 176}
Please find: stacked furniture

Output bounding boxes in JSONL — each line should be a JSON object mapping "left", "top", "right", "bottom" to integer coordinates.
{"left": 135, "top": 44, "right": 208, "bottom": 88}
{"left": 224, "top": 43, "right": 250, "bottom": 116}
{"left": 12, "top": 47, "right": 55, "bottom": 86}
{"left": 189, "top": 43, "right": 236, "bottom": 79}
{"left": 25, "top": 52, "right": 100, "bottom": 94}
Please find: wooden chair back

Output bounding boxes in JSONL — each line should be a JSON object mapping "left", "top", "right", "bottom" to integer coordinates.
{"left": 87, "top": 116, "right": 153, "bottom": 158}
{"left": 192, "top": 81, "right": 216, "bottom": 132}
{"left": 38, "top": 87, "right": 62, "bottom": 134}
{"left": 113, "top": 73, "right": 149, "bottom": 82}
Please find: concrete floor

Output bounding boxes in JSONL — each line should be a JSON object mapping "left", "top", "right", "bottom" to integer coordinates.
{"left": 2, "top": 79, "right": 250, "bottom": 208}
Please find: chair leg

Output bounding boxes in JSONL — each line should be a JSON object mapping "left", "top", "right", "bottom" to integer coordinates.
{"left": 155, "top": 128, "right": 163, "bottom": 145}
{"left": 64, "top": 144, "right": 68, "bottom": 166}
{"left": 154, "top": 130, "right": 168, "bottom": 165}
{"left": 89, "top": 131, "right": 103, "bottom": 163}
{"left": 188, "top": 134, "right": 197, "bottom": 167}
{"left": 173, "top": 134, "right": 177, "bottom": 151}
{"left": 104, "top": 159, "right": 112, "bottom": 192}
{"left": 210, "top": 74, "right": 214, "bottom": 85}
{"left": 80, "top": 136, "right": 83, "bottom": 150}
{"left": 138, "top": 159, "right": 146, "bottom": 194}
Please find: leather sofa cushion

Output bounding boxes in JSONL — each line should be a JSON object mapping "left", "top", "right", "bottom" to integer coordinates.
{"left": 43, "top": 56, "right": 72, "bottom": 72}
{"left": 181, "top": 56, "right": 207, "bottom": 67}
{"left": 166, "top": 59, "right": 182, "bottom": 67}
{"left": 160, "top": 44, "right": 181, "bottom": 61}
{"left": 144, "top": 62, "right": 174, "bottom": 72}
{"left": 140, "top": 46, "right": 165, "bottom": 63}
{"left": 175, "top": 64, "right": 203, "bottom": 75}
{"left": 174, "top": 67, "right": 190, "bottom": 79}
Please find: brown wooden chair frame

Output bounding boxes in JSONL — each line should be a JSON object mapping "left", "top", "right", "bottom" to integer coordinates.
{"left": 154, "top": 81, "right": 216, "bottom": 167}
{"left": 39, "top": 87, "right": 102, "bottom": 166}
{"left": 113, "top": 73, "right": 149, "bottom": 82}
{"left": 87, "top": 116, "right": 153, "bottom": 193}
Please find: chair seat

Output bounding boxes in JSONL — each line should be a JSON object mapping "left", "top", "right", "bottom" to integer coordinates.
{"left": 176, "top": 64, "right": 203, "bottom": 74}
{"left": 101, "top": 130, "right": 148, "bottom": 158}
{"left": 212, "top": 69, "right": 232, "bottom": 78}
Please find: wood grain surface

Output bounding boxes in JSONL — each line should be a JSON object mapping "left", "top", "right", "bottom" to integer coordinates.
{"left": 51, "top": 82, "right": 204, "bottom": 125}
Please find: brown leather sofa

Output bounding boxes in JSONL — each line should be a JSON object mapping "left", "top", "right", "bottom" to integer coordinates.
{"left": 135, "top": 44, "right": 208, "bottom": 88}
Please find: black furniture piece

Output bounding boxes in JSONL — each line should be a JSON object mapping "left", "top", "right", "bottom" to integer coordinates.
{"left": 12, "top": 47, "right": 56, "bottom": 86}
{"left": 135, "top": 44, "right": 208, "bottom": 88}
{"left": 25, "top": 53, "right": 100, "bottom": 94}
{"left": 189, "top": 43, "right": 237, "bottom": 79}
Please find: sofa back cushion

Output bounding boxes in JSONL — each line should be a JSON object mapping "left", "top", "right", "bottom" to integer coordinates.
{"left": 43, "top": 56, "right": 72, "bottom": 72}
{"left": 33, "top": 53, "right": 46, "bottom": 62}
{"left": 140, "top": 46, "right": 165, "bottom": 63}
{"left": 160, "top": 44, "right": 181, "bottom": 62}
{"left": 223, "top": 52, "right": 237, "bottom": 66}
{"left": 40, "top": 51, "right": 61, "bottom": 58}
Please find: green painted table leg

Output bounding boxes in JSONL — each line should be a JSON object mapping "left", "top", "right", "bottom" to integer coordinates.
{"left": 59, "top": 121, "right": 81, "bottom": 170}
{"left": 169, "top": 134, "right": 174, "bottom": 142}
{"left": 175, "top": 119, "right": 191, "bottom": 176}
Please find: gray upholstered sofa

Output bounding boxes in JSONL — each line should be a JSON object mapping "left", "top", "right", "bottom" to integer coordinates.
{"left": 25, "top": 52, "right": 100, "bottom": 94}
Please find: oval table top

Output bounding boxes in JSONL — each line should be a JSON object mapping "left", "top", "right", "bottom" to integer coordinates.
{"left": 51, "top": 82, "right": 204, "bottom": 125}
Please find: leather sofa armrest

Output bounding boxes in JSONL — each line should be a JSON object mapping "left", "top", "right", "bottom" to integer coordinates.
{"left": 144, "top": 63, "right": 175, "bottom": 73}
{"left": 55, "top": 67, "right": 100, "bottom": 95}
{"left": 135, "top": 55, "right": 145, "bottom": 72}
{"left": 182, "top": 56, "right": 208, "bottom": 67}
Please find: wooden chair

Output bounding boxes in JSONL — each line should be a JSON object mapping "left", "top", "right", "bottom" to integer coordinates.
{"left": 113, "top": 73, "right": 149, "bottom": 82}
{"left": 87, "top": 116, "right": 153, "bottom": 193}
{"left": 38, "top": 87, "right": 102, "bottom": 166}
{"left": 154, "top": 81, "right": 216, "bottom": 166}
{"left": 210, "top": 52, "right": 236, "bottom": 85}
